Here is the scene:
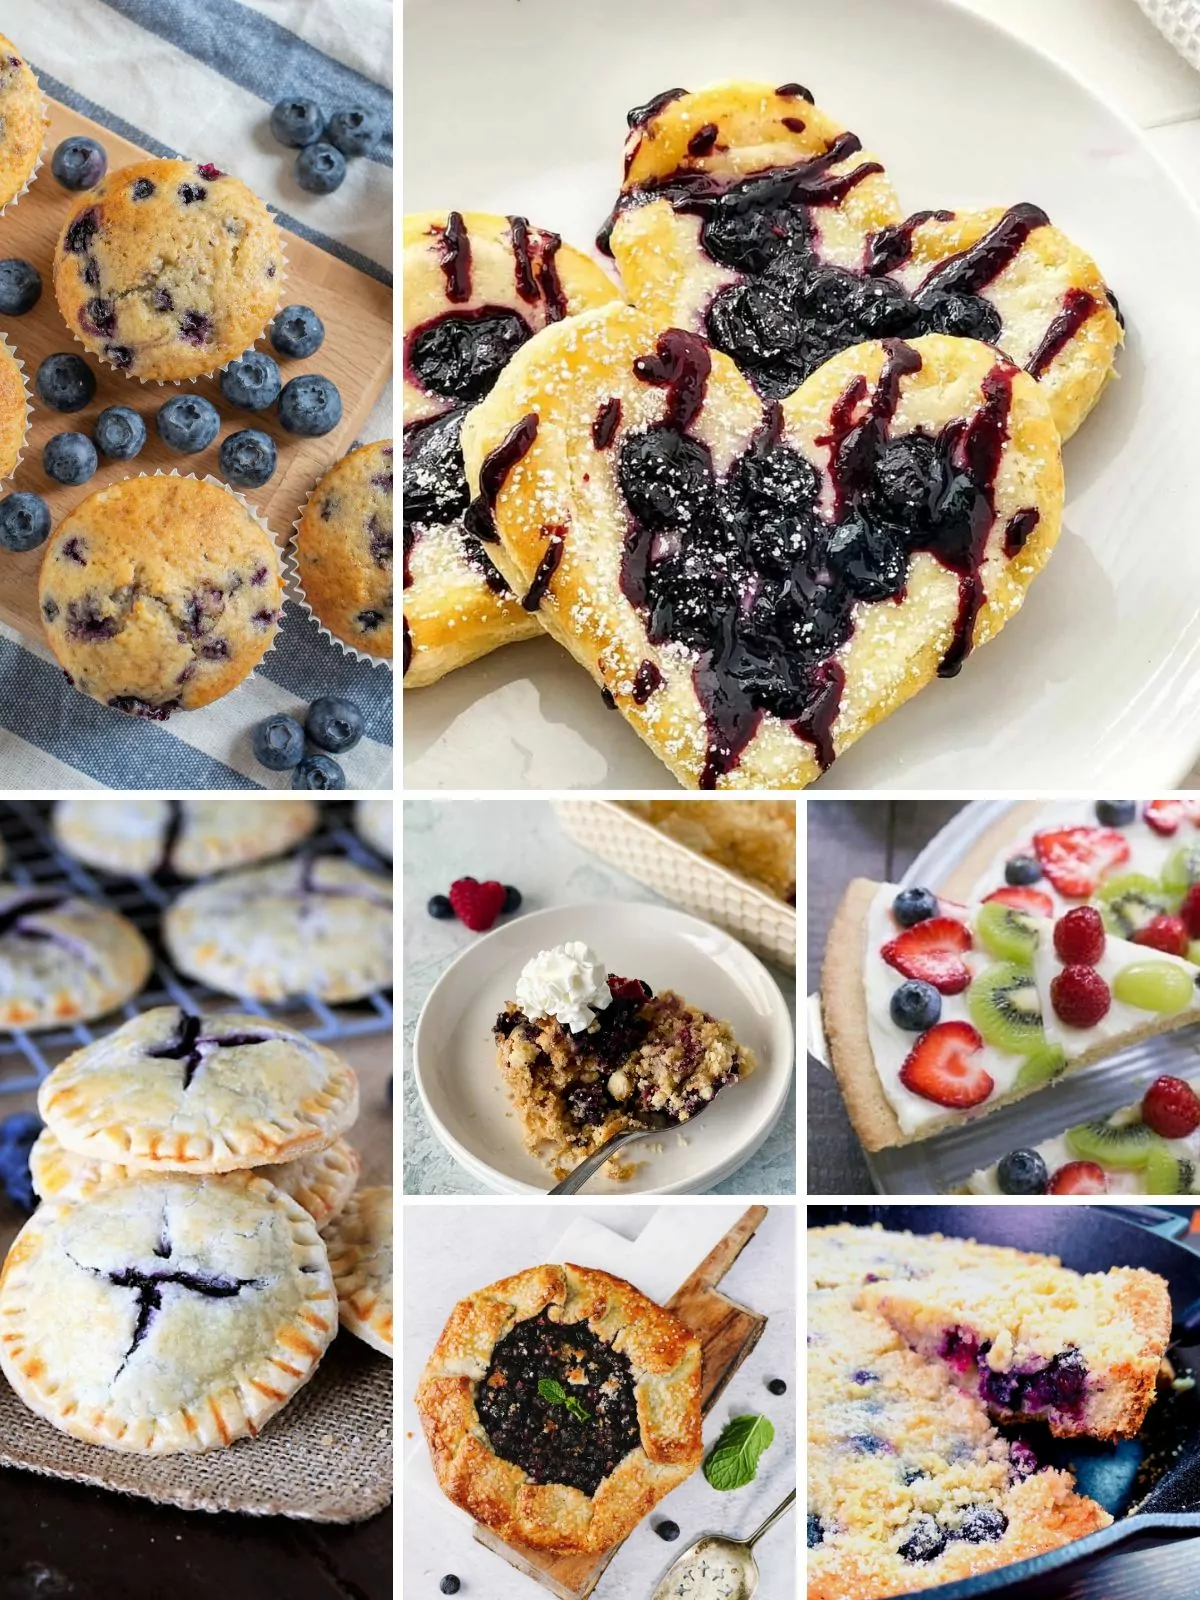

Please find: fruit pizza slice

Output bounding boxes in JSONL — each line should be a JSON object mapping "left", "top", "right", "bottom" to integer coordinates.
{"left": 821, "top": 879, "right": 1200, "bottom": 1150}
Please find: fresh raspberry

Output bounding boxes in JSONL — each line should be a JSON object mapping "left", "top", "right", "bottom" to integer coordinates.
{"left": 448, "top": 876, "right": 506, "bottom": 932}
{"left": 1142, "top": 1075, "right": 1200, "bottom": 1139}
{"left": 1131, "top": 915, "right": 1189, "bottom": 958}
{"left": 1047, "top": 1161, "right": 1108, "bottom": 1195}
{"left": 607, "top": 975, "right": 652, "bottom": 1004}
{"left": 1053, "top": 907, "right": 1105, "bottom": 965}
{"left": 1180, "top": 886, "right": 1200, "bottom": 940}
{"left": 1050, "top": 965, "right": 1111, "bottom": 1027}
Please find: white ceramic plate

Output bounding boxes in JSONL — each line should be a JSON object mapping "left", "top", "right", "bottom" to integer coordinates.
{"left": 412, "top": 901, "right": 794, "bottom": 1193}
{"left": 404, "top": 0, "right": 1200, "bottom": 791}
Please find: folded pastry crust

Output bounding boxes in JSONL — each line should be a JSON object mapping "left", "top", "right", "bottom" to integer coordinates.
{"left": 322, "top": 1185, "right": 393, "bottom": 1356}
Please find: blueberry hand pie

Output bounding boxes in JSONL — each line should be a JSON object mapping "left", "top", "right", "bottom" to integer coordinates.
{"left": 602, "top": 81, "right": 1121, "bottom": 438}
{"left": 322, "top": 1184, "right": 392, "bottom": 1356}
{"left": 0, "top": 1174, "right": 337, "bottom": 1454}
{"left": 462, "top": 303, "right": 1063, "bottom": 789}
{"left": 37, "top": 1005, "right": 359, "bottom": 1172}
{"left": 53, "top": 798, "right": 318, "bottom": 879}
{"left": 403, "top": 209, "right": 620, "bottom": 685}
{"left": 0, "top": 887, "right": 152, "bottom": 1030}
{"left": 416, "top": 1263, "right": 702, "bottom": 1552}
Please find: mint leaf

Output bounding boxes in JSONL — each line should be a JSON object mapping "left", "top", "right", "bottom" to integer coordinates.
{"left": 564, "top": 1395, "right": 591, "bottom": 1423}
{"left": 538, "top": 1378, "right": 567, "bottom": 1406}
{"left": 703, "top": 1414, "right": 775, "bottom": 1491}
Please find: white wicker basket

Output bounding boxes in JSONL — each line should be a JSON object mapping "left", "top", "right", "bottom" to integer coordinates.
{"left": 1134, "top": 0, "right": 1200, "bottom": 71}
{"left": 553, "top": 799, "right": 796, "bottom": 971}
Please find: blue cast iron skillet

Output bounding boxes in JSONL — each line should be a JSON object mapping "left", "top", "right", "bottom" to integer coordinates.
{"left": 807, "top": 1204, "right": 1200, "bottom": 1599}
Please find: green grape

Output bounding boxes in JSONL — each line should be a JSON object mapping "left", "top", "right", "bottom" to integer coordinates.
{"left": 1112, "top": 960, "right": 1195, "bottom": 1014}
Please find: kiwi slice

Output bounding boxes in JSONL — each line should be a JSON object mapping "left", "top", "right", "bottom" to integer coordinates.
{"left": 1144, "top": 1145, "right": 1197, "bottom": 1195}
{"left": 976, "top": 903, "right": 1041, "bottom": 963}
{"left": 1162, "top": 844, "right": 1200, "bottom": 898}
{"left": 1014, "top": 1041, "right": 1067, "bottom": 1091}
{"left": 1094, "top": 873, "right": 1172, "bottom": 937}
{"left": 967, "top": 962, "right": 1044, "bottom": 1052}
{"left": 1065, "top": 1117, "right": 1164, "bottom": 1171}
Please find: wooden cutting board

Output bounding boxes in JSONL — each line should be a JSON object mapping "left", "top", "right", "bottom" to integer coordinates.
{"left": 0, "top": 97, "right": 392, "bottom": 647}
{"left": 472, "top": 1204, "right": 770, "bottom": 1600}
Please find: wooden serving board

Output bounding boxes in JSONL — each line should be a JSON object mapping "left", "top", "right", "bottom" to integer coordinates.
{"left": 472, "top": 1205, "right": 770, "bottom": 1600}
{"left": 0, "top": 98, "right": 392, "bottom": 647}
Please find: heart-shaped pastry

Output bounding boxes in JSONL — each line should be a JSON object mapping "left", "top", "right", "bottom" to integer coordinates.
{"left": 460, "top": 303, "right": 1064, "bottom": 790}
{"left": 602, "top": 82, "right": 1121, "bottom": 438}
{"left": 403, "top": 210, "right": 620, "bottom": 685}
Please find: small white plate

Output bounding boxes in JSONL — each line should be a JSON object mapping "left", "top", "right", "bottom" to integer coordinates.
{"left": 404, "top": 0, "right": 1200, "bottom": 791}
{"left": 412, "top": 902, "right": 794, "bottom": 1194}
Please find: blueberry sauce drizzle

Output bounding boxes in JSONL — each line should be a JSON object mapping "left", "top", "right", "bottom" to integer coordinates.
{"left": 626, "top": 88, "right": 687, "bottom": 130}
{"left": 915, "top": 202, "right": 1049, "bottom": 298}
{"left": 509, "top": 215, "right": 538, "bottom": 302}
{"left": 0, "top": 894, "right": 68, "bottom": 938}
{"left": 592, "top": 397, "right": 622, "bottom": 450}
{"left": 464, "top": 414, "right": 540, "bottom": 541}
{"left": 438, "top": 211, "right": 471, "bottom": 304}
{"left": 864, "top": 210, "right": 956, "bottom": 276}
{"left": 632, "top": 659, "right": 664, "bottom": 704}
{"left": 521, "top": 529, "right": 565, "bottom": 611}
{"left": 145, "top": 1008, "right": 272, "bottom": 1090}
{"left": 776, "top": 83, "right": 814, "bottom": 101}
{"left": 688, "top": 124, "right": 719, "bottom": 157}
{"left": 97, "top": 1238, "right": 263, "bottom": 1373}
{"left": 782, "top": 117, "right": 806, "bottom": 133}
{"left": 1003, "top": 507, "right": 1039, "bottom": 557}
{"left": 1026, "top": 286, "right": 1097, "bottom": 377}
{"left": 631, "top": 330, "right": 711, "bottom": 430}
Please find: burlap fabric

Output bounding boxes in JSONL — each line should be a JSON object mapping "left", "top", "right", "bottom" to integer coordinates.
{"left": 0, "top": 1330, "right": 392, "bottom": 1522}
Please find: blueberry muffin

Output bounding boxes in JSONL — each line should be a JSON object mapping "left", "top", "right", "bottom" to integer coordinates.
{"left": 293, "top": 440, "right": 392, "bottom": 661}
{"left": 53, "top": 158, "right": 284, "bottom": 382}
{"left": 38, "top": 475, "right": 284, "bottom": 719}
{"left": 0, "top": 40, "right": 45, "bottom": 211}
{"left": 0, "top": 334, "right": 29, "bottom": 481}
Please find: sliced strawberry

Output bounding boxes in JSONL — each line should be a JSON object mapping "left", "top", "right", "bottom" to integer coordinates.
{"left": 899, "top": 1021, "right": 992, "bottom": 1109}
{"left": 882, "top": 918, "right": 973, "bottom": 995}
{"left": 1181, "top": 886, "right": 1200, "bottom": 940}
{"left": 1132, "top": 914, "right": 1189, "bottom": 958}
{"left": 1047, "top": 1161, "right": 1108, "bottom": 1195}
{"left": 983, "top": 886, "right": 1055, "bottom": 919}
{"left": 1145, "top": 799, "right": 1185, "bottom": 836}
{"left": 1033, "top": 826, "right": 1131, "bottom": 898}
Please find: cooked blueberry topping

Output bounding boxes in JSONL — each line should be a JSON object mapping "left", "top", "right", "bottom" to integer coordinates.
{"left": 177, "top": 182, "right": 208, "bottom": 205}
{"left": 367, "top": 513, "right": 392, "bottom": 565}
{"left": 132, "top": 177, "right": 155, "bottom": 199}
{"left": 403, "top": 411, "right": 471, "bottom": 547}
{"left": 807, "top": 1514, "right": 824, "bottom": 1548}
{"left": 107, "top": 695, "right": 180, "bottom": 720}
{"left": 408, "top": 307, "right": 530, "bottom": 405}
{"left": 1009, "top": 1441, "right": 1038, "bottom": 1479}
{"left": 978, "top": 1347, "right": 1088, "bottom": 1416}
{"left": 60, "top": 536, "right": 87, "bottom": 565}
{"left": 0, "top": 493, "right": 51, "bottom": 553}
{"left": 82, "top": 258, "right": 100, "bottom": 287}
{"left": 65, "top": 600, "right": 119, "bottom": 643}
{"left": 36, "top": 353, "right": 96, "bottom": 413}
{"left": 565, "top": 1082, "right": 611, "bottom": 1125}
{"left": 592, "top": 397, "right": 622, "bottom": 449}
{"left": 476, "top": 1307, "right": 639, "bottom": 1495}
{"left": 899, "top": 1515, "right": 946, "bottom": 1563}
{"left": 178, "top": 310, "right": 213, "bottom": 347}
{"left": 94, "top": 405, "right": 147, "bottom": 462}
{"left": 688, "top": 123, "right": 719, "bottom": 156}
{"left": 104, "top": 345, "right": 135, "bottom": 371}
{"left": 81, "top": 297, "right": 116, "bottom": 341}
{"left": 42, "top": 598, "right": 59, "bottom": 622}
{"left": 0, "top": 258, "right": 41, "bottom": 315}
{"left": 848, "top": 1433, "right": 891, "bottom": 1455}
{"left": 103, "top": 1256, "right": 261, "bottom": 1368}
{"left": 632, "top": 660, "right": 663, "bottom": 704}
{"left": 64, "top": 208, "right": 100, "bottom": 255}
{"left": 956, "top": 1506, "right": 1008, "bottom": 1544}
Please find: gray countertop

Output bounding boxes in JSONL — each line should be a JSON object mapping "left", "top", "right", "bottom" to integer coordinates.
{"left": 404, "top": 798, "right": 797, "bottom": 1195}
{"left": 806, "top": 800, "right": 966, "bottom": 1195}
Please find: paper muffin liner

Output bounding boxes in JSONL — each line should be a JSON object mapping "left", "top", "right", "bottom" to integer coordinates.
{"left": 0, "top": 74, "right": 48, "bottom": 220}
{"left": 287, "top": 460, "right": 393, "bottom": 671}
{"left": 0, "top": 331, "right": 33, "bottom": 488}
{"left": 48, "top": 468, "right": 286, "bottom": 720}
{"left": 56, "top": 181, "right": 290, "bottom": 388}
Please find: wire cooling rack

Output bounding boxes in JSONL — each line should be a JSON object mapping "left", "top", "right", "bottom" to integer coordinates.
{"left": 0, "top": 801, "right": 393, "bottom": 1097}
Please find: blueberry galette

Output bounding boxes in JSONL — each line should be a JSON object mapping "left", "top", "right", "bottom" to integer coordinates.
{"left": 37, "top": 1005, "right": 359, "bottom": 1172}
{"left": 53, "top": 798, "right": 318, "bottom": 879}
{"left": 415, "top": 1263, "right": 702, "bottom": 1552}
{"left": 602, "top": 82, "right": 1121, "bottom": 439}
{"left": 0, "top": 1174, "right": 337, "bottom": 1454}
{"left": 462, "top": 302, "right": 1063, "bottom": 789}
{"left": 403, "top": 210, "right": 620, "bottom": 685}
{"left": 321, "top": 1184, "right": 392, "bottom": 1356}
{"left": 0, "top": 887, "right": 152, "bottom": 1030}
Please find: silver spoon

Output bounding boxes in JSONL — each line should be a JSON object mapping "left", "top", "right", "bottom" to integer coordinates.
{"left": 648, "top": 1488, "right": 797, "bottom": 1599}
{"left": 549, "top": 1097, "right": 718, "bottom": 1196}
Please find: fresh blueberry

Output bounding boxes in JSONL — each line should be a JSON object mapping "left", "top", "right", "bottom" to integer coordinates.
{"left": 0, "top": 492, "right": 51, "bottom": 552}
{"left": 296, "top": 143, "right": 347, "bottom": 194}
{"left": 1004, "top": 854, "right": 1043, "bottom": 886}
{"left": 305, "top": 695, "right": 364, "bottom": 753}
{"left": 219, "top": 429, "right": 277, "bottom": 489}
{"left": 438, "top": 1580, "right": 461, "bottom": 1597}
{"left": 278, "top": 373, "right": 342, "bottom": 436}
{"left": 1096, "top": 800, "right": 1136, "bottom": 827}
{"left": 36, "top": 353, "right": 96, "bottom": 413}
{"left": 220, "top": 350, "right": 282, "bottom": 411}
{"left": 269, "top": 304, "right": 325, "bottom": 359}
{"left": 0, "top": 1111, "right": 42, "bottom": 1213}
{"left": 251, "top": 713, "right": 305, "bottom": 770}
{"left": 156, "top": 395, "right": 221, "bottom": 454}
{"left": 767, "top": 1377, "right": 787, "bottom": 1395}
{"left": 428, "top": 894, "right": 454, "bottom": 919}
{"left": 0, "top": 258, "right": 41, "bottom": 315}
{"left": 292, "top": 753, "right": 346, "bottom": 790}
{"left": 889, "top": 979, "right": 942, "bottom": 1031}
{"left": 270, "top": 98, "right": 327, "bottom": 148}
{"left": 997, "top": 1148, "right": 1049, "bottom": 1196}
{"left": 43, "top": 432, "right": 98, "bottom": 486}
{"left": 502, "top": 885, "right": 522, "bottom": 914}
{"left": 655, "top": 1521, "right": 680, "bottom": 1542}
{"left": 892, "top": 887, "right": 938, "bottom": 927}
{"left": 93, "top": 406, "right": 147, "bottom": 461}
{"left": 51, "top": 136, "right": 108, "bottom": 191}
{"left": 326, "top": 107, "right": 384, "bottom": 157}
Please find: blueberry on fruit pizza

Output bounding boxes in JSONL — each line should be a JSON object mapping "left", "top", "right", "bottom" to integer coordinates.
{"left": 820, "top": 881, "right": 1200, "bottom": 1150}
{"left": 402, "top": 210, "right": 620, "bottom": 685}
{"left": 601, "top": 82, "right": 1121, "bottom": 439}
{"left": 415, "top": 1263, "right": 702, "bottom": 1552}
{"left": 461, "top": 301, "right": 1063, "bottom": 789}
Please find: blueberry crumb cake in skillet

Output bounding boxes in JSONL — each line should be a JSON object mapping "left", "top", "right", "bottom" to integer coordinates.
{"left": 416, "top": 1262, "right": 702, "bottom": 1552}
{"left": 493, "top": 942, "right": 754, "bottom": 1180}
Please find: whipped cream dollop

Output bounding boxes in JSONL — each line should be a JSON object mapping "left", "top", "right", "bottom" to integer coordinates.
{"left": 515, "top": 941, "right": 612, "bottom": 1032}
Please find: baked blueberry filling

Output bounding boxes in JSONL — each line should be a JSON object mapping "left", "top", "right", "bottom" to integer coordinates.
{"left": 0, "top": 894, "right": 69, "bottom": 938}
{"left": 407, "top": 307, "right": 531, "bottom": 405}
{"left": 145, "top": 1009, "right": 272, "bottom": 1089}
{"left": 476, "top": 1307, "right": 640, "bottom": 1495}
{"left": 807, "top": 1514, "right": 824, "bottom": 1547}
{"left": 107, "top": 695, "right": 181, "bottom": 720}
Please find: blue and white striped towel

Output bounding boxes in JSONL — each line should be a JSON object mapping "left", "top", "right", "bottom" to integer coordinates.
{"left": 0, "top": 0, "right": 393, "bottom": 790}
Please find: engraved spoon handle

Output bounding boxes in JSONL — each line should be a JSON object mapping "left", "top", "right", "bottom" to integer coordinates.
{"left": 547, "top": 1126, "right": 658, "bottom": 1194}
{"left": 744, "top": 1487, "right": 797, "bottom": 1550}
